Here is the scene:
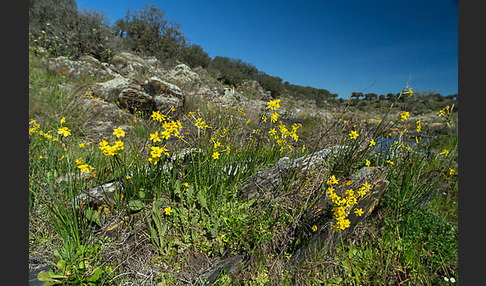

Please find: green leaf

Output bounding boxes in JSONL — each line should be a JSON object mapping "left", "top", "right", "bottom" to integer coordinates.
{"left": 56, "top": 259, "right": 67, "bottom": 272}
{"left": 87, "top": 268, "right": 103, "bottom": 282}
{"left": 129, "top": 200, "right": 145, "bottom": 212}
{"left": 197, "top": 190, "right": 209, "bottom": 212}
{"left": 84, "top": 208, "right": 101, "bottom": 226}
{"left": 37, "top": 271, "right": 56, "bottom": 283}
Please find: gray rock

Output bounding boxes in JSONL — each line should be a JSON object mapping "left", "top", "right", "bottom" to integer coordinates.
{"left": 89, "top": 77, "right": 131, "bottom": 103}
{"left": 239, "top": 146, "right": 346, "bottom": 200}
{"left": 109, "top": 52, "right": 163, "bottom": 78}
{"left": 74, "top": 180, "right": 123, "bottom": 208}
{"left": 42, "top": 56, "right": 116, "bottom": 80}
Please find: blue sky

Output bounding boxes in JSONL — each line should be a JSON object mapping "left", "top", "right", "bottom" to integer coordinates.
{"left": 75, "top": 0, "right": 458, "bottom": 98}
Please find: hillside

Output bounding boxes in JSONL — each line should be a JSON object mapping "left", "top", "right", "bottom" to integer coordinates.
{"left": 29, "top": 1, "right": 458, "bottom": 285}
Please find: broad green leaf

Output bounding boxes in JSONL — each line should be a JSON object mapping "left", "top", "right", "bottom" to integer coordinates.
{"left": 87, "top": 268, "right": 103, "bottom": 282}
{"left": 84, "top": 208, "right": 101, "bottom": 226}
{"left": 37, "top": 271, "right": 56, "bottom": 282}
{"left": 197, "top": 190, "right": 209, "bottom": 212}
{"left": 129, "top": 200, "right": 145, "bottom": 212}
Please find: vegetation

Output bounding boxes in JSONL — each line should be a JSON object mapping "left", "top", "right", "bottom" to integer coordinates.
{"left": 29, "top": 1, "right": 458, "bottom": 285}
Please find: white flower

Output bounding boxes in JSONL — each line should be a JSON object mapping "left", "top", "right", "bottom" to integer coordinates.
{"left": 450, "top": 277, "right": 456, "bottom": 283}
{"left": 444, "top": 277, "right": 449, "bottom": 282}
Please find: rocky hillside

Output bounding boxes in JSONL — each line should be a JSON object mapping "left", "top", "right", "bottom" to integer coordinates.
{"left": 41, "top": 51, "right": 335, "bottom": 140}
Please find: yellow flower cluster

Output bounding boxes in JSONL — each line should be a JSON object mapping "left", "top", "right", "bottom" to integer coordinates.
{"left": 399, "top": 111, "right": 410, "bottom": 122}
{"left": 149, "top": 145, "right": 169, "bottom": 165}
{"left": 99, "top": 140, "right": 124, "bottom": 156}
{"left": 438, "top": 104, "right": 454, "bottom": 117}
{"left": 75, "top": 156, "right": 94, "bottom": 174}
{"left": 195, "top": 118, "right": 209, "bottom": 130}
{"left": 326, "top": 176, "right": 372, "bottom": 232}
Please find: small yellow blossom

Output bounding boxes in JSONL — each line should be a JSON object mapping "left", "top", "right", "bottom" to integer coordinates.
{"left": 354, "top": 208, "right": 364, "bottom": 216}
{"left": 449, "top": 168, "right": 455, "bottom": 176}
{"left": 60, "top": 117, "right": 66, "bottom": 124}
{"left": 267, "top": 99, "right": 281, "bottom": 110}
{"left": 369, "top": 138, "right": 376, "bottom": 147}
{"left": 440, "top": 149, "right": 450, "bottom": 157}
{"left": 113, "top": 127, "right": 125, "bottom": 138}
{"left": 365, "top": 159, "right": 371, "bottom": 167}
{"left": 150, "top": 132, "right": 161, "bottom": 143}
{"left": 271, "top": 112, "right": 279, "bottom": 123}
{"left": 261, "top": 114, "right": 267, "bottom": 123}
{"left": 151, "top": 110, "right": 165, "bottom": 122}
{"left": 78, "top": 164, "right": 94, "bottom": 174}
{"left": 164, "top": 206, "right": 173, "bottom": 216}
{"left": 212, "top": 151, "right": 220, "bottom": 160}
{"left": 75, "top": 157, "right": 85, "bottom": 165}
{"left": 399, "top": 111, "right": 410, "bottom": 122}
{"left": 416, "top": 120, "right": 422, "bottom": 133}
{"left": 57, "top": 127, "right": 71, "bottom": 137}
{"left": 312, "top": 225, "right": 318, "bottom": 232}
{"left": 327, "top": 175, "right": 339, "bottom": 185}
{"left": 349, "top": 130, "right": 359, "bottom": 140}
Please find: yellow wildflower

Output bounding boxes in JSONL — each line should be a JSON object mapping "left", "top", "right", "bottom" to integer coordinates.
{"left": 416, "top": 120, "right": 422, "bottom": 133}
{"left": 312, "top": 225, "right": 318, "bottom": 232}
{"left": 151, "top": 110, "right": 165, "bottom": 122}
{"left": 440, "top": 149, "right": 450, "bottom": 157}
{"left": 271, "top": 112, "right": 279, "bottom": 123}
{"left": 354, "top": 208, "right": 364, "bottom": 216}
{"left": 349, "top": 130, "right": 359, "bottom": 140}
{"left": 212, "top": 151, "right": 220, "bottom": 160}
{"left": 113, "top": 127, "right": 125, "bottom": 138}
{"left": 327, "top": 175, "right": 339, "bottom": 185}
{"left": 369, "top": 138, "right": 376, "bottom": 147}
{"left": 78, "top": 164, "right": 94, "bottom": 174}
{"left": 267, "top": 99, "right": 281, "bottom": 110}
{"left": 399, "top": 111, "right": 410, "bottom": 122}
{"left": 57, "top": 127, "right": 71, "bottom": 137}
{"left": 150, "top": 132, "right": 161, "bottom": 143}
{"left": 164, "top": 206, "right": 173, "bottom": 216}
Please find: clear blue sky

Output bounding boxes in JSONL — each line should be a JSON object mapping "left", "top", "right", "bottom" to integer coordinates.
{"left": 75, "top": 0, "right": 458, "bottom": 98}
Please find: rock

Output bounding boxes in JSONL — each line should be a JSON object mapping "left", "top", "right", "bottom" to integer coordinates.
{"left": 237, "top": 80, "right": 272, "bottom": 101}
{"left": 81, "top": 98, "right": 131, "bottom": 122}
{"left": 89, "top": 77, "right": 131, "bottom": 103}
{"left": 148, "top": 77, "right": 185, "bottom": 113}
{"left": 239, "top": 146, "right": 346, "bottom": 200}
{"left": 118, "top": 86, "right": 154, "bottom": 113}
{"left": 109, "top": 52, "right": 163, "bottom": 78}
{"left": 197, "top": 255, "right": 246, "bottom": 285}
{"left": 166, "top": 63, "right": 201, "bottom": 92}
{"left": 42, "top": 55, "right": 116, "bottom": 80}
{"left": 74, "top": 179, "right": 123, "bottom": 208}
{"left": 237, "top": 147, "right": 389, "bottom": 268}
{"left": 289, "top": 166, "right": 389, "bottom": 265}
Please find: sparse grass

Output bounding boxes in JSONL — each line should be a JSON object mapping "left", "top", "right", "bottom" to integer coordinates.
{"left": 29, "top": 50, "right": 458, "bottom": 285}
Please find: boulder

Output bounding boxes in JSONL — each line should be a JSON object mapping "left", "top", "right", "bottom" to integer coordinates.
{"left": 118, "top": 84, "right": 154, "bottom": 113}
{"left": 236, "top": 147, "right": 389, "bottom": 270}
{"left": 148, "top": 77, "right": 185, "bottom": 113}
{"left": 89, "top": 76, "right": 131, "bottom": 103}
{"left": 109, "top": 52, "right": 163, "bottom": 78}
{"left": 289, "top": 166, "right": 389, "bottom": 265}
{"left": 42, "top": 55, "right": 117, "bottom": 80}
{"left": 166, "top": 63, "right": 201, "bottom": 92}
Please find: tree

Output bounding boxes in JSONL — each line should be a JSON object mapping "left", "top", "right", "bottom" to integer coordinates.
{"left": 364, "top": 93, "right": 377, "bottom": 100}
{"left": 113, "top": 4, "right": 186, "bottom": 60}
{"left": 179, "top": 44, "right": 211, "bottom": 68}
